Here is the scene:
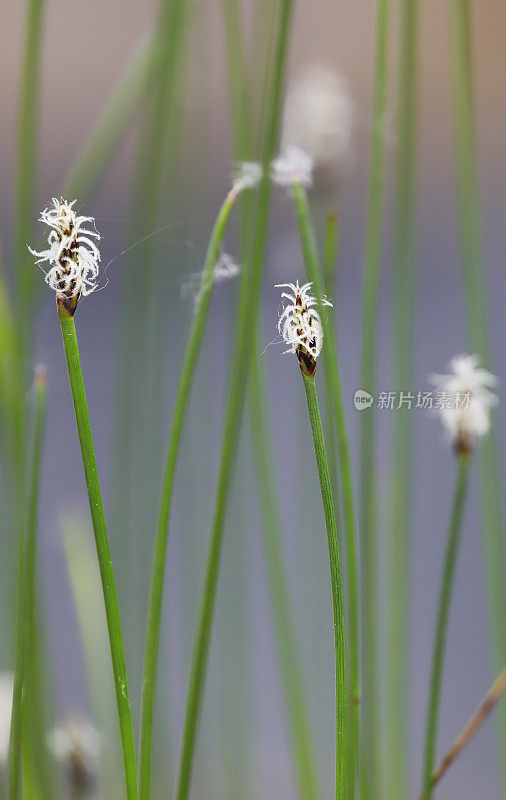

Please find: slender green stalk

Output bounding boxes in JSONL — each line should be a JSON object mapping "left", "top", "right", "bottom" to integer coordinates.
{"left": 112, "top": 0, "right": 190, "bottom": 694}
{"left": 221, "top": 2, "right": 321, "bottom": 793}
{"left": 8, "top": 369, "right": 47, "bottom": 800}
{"left": 62, "top": 32, "right": 155, "bottom": 201}
{"left": 138, "top": 187, "right": 242, "bottom": 800}
{"left": 450, "top": 0, "right": 506, "bottom": 786}
{"left": 249, "top": 346, "right": 322, "bottom": 800}
{"left": 15, "top": 0, "right": 45, "bottom": 320}
{"left": 173, "top": 2, "right": 294, "bottom": 796}
{"left": 387, "top": 2, "right": 419, "bottom": 796}
{"left": 57, "top": 308, "right": 137, "bottom": 800}
{"left": 358, "top": 0, "right": 390, "bottom": 794}
{"left": 60, "top": 512, "right": 122, "bottom": 798}
{"left": 323, "top": 209, "right": 340, "bottom": 490}
{"left": 323, "top": 209, "right": 340, "bottom": 300}
{"left": 291, "top": 181, "right": 358, "bottom": 798}
{"left": 421, "top": 453, "right": 470, "bottom": 800}
{"left": 301, "top": 372, "right": 348, "bottom": 800}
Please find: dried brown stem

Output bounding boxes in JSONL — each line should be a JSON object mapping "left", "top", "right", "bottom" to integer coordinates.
{"left": 418, "top": 666, "right": 506, "bottom": 799}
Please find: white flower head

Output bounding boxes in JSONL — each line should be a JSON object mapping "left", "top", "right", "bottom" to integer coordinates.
{"left": 281, "top": 65, "right": 355, "bottom": 177}
{"left": 430, "top": 354, "right": 498, "bottom": 454}
{"left": 48, "top": 714, "right": 101, "bottom": 792}
{"left": 271, "top": 146, "right": 314, "bottom": 188}
{"left": 276, "top": 280, "right": 332, "bottom": 374}
{"left": 0, "top": 672, "right": 13, "bottom": 766}
{"left": 29, "top": 197, "right": 101, "bottom": 302}
{"left": 231, "top": 162, "right": 263, "bottom": 195}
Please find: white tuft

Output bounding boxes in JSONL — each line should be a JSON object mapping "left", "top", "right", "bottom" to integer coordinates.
{"left": 271, "top": 146, "right": 314, "bottom": 188}
{"left": 181, "top": 252, "right": 242, "bottom": 307}
{"left": 275, "top": 279, "right": 332, "bottom": 360}
{"left": 430, "top": 354, "right": 498, "bottom": 450}
{"left": 28, "top": 197, "right": 101, "bottom": 299}
{"left": 48, "top": 714, "right": 101, "bottom": 772}
{"left": 232, "top": 162, "right": 263, "bottom": 194}
{"left": 281, "top": 65, "right": 355, "bottom": 175}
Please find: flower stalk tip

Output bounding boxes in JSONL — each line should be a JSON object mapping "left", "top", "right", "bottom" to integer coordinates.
{"left": 430, "top": 354, "right": 498, "bottom": 456}
{"left": 29, "top": 197, "right": 101, "bottom": 312}
{"left": 276, "top": 279, "right": 332, "bottom": 375}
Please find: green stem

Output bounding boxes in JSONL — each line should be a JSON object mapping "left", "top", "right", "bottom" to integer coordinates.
{"left": 62, "top": 32, "right": 156, "bottom": 201}
{"left": 249, "top": 345, "right": 322, "bottom": 800}
{"left": 15, "top": 0, "right": 45, "bottom": 321}
{"left": 57, "top": 309, "right": 137, "bottom": 800}
{"left": 450, "top": 0, "right": 506, "bottom": 787}
{"left": 221, "top": 3, "right": 321, "bottom": 793}
{"left": 173, "top": 1, "right": 294, "bottom": 796}
{"left": 324, "top": 209, "right": 340, "bottom": 300}
{"left": 387, "top": 1, "right": 419, "bottom": 796}
{"left": 323, "top": 209, "right": 340, "bottom": 490}
{"left": 291, "top": 181, "right": 358, "bottom": 798}
{"left": 138, "top": 187, "right": 241, "bottom": 800}
{"left": 301, "top": 372, "right": 348, "bottom": 800}
{"left": 8, "top": 370, "right": 47, "bottom": 800}
{"left": 421, "top": 453, "right": 470, "bottom": 800}
{"left": 359, "top": 0, "right": 390, "bottom": 795}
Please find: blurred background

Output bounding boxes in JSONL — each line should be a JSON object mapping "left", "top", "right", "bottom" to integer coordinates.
{"left": 1, "top": 0, "right": 505, "bottom": 797}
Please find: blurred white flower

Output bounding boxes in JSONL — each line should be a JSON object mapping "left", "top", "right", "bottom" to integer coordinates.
{"left": 48, "top": 714, "right": 100, "bottom": 793}
{"left": 29, "top": 197, "right": 101, "bottom": 299}
{"left": 281, "top": 65, "right": 354, "bottom": 176}
{"left": 231, "top": 161, "right": 262, "bottom": 195}
{"left": 212, "top": 252, "right": 242, "bottom": 283}
{"left": 181, "top": 252, "right": 242, "bottom": 307}
{"left": 430, "top": 354, "right": 498, "bottom": 453}
{"left": 276, "top": 280, "right": 332, "bottom": 367}
{"left": 271, "top": 146, "right": 314, "bottom": 188}
{"left": 0, "top": 672, "right": 13, "bottom": 766}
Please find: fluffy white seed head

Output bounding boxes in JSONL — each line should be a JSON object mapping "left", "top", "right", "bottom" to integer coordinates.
{"left": 276, "top": 280, "right": 332, "bottom": 374}
{"left": 271, "top": 146, "right": 314, "bottom": 188}
{"left": 231, "top": 162, "right": 263, "bottom": 195}
{"left": 280, "top": 65, "right": 354, "bottom": 177}
{"left": 430, "top": 354, "right": 498, "bottom": 454}
{"left": 29, "top": 197, "right": 101, "bottom": 301}
{"left": 0, "top": 672, "right": 13, "bottom": 766}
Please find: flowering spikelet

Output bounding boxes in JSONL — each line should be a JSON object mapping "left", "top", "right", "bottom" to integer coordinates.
{"left": 271, "top": 146, "right": 314, "bottom": 188}
{"left": 48, "top": 714, "right": 101, "bottom": 795}
{"left": 28, "top": 197, "right": 101, "bottom": 307}
{"left": 430, "top": 354, "right": 498, "bottom": 454}
{"left": 281, "top": 65, "right": 354, "bottom": 177}
{"left": 276, "top": 280, "right": 332, "bottom": 375}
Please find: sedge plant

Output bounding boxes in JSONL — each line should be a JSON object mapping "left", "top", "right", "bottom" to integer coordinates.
{"left": 138, "top": 165, "right": 262, "bottom": 800}
{"left": 450, "top": 0, "right": 506, "bottom": 784}
{"left": 270, "top": 151, "right": 359, "bottom": 798}
{"left": 275, "top": 280, "right": 348, "bottom": 800}
{"left": 8, "top": 368, "right": 47, "bottom": 800}
{"left": 173, "top": 1, "right": 294, "bottom": 796}
{"left": 28, "top": 198, "right": 137, "bottom": 800}
{"left": 421, "top": 354, "right": 498, "bottom": 800}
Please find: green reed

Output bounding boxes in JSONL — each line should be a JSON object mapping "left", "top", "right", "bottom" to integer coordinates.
{"left": 359, "top": 0, "right": 390, "bottom": 795}
{"left": 450, "top": 0, "right": 506, "bottom": 787}
{"left": 386, "top": 1, "right": 419, "bottom": 796}
{"left": 173, "top": 2, "right": 294, "bottom": 796}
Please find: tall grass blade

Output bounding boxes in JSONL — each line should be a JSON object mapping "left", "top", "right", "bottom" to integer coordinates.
{"left": 450, "top": 0, "right": 506, "bottom": 786}
{"left": 173, "top": 2, "right": 294, "bottom": 795}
